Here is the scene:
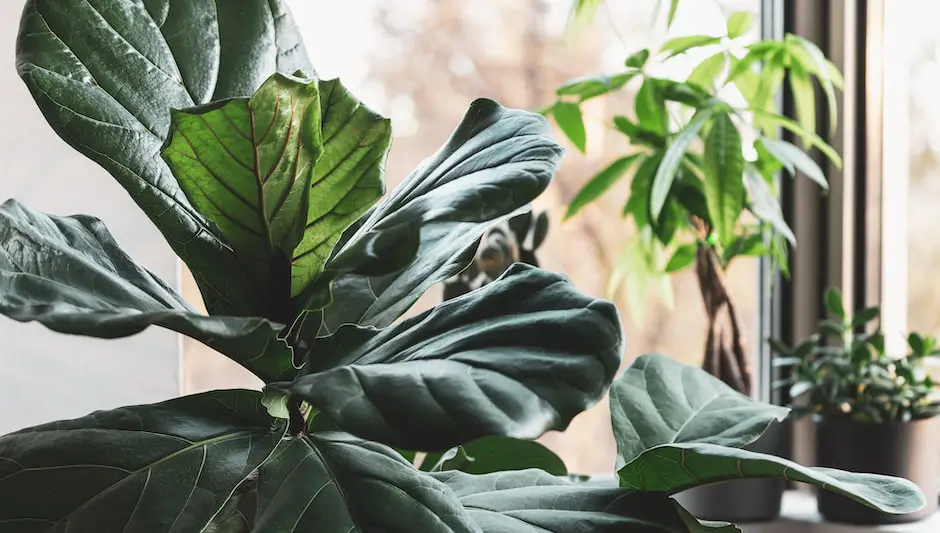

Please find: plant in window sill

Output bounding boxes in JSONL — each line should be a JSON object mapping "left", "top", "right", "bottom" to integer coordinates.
{"left": 547, "top": 1, "right": 843, "bottom": 396}
{"left": 770, "top": 288, "right": 940, "bottom": 524}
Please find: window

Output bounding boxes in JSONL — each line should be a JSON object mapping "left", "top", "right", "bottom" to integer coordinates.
{"left": 179, "top": 0, "right": 765, "bottom": 475}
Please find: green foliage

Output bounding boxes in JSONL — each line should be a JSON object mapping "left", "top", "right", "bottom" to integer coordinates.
{"left": 547, "top": 2, "right": 843, "bottom": 311}
{"left": 611, "top": 354, "right": 926, "bottom": 515}
{"left": 770, "top": 289, "right": 940, "bottom": 423}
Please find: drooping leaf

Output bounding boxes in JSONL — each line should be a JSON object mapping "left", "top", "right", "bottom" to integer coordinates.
{"left": 703, "top": 111, "right": 745, "bottom": 245}
{"left": 419, "top": 437, "right": 567, "bottom": 476}
{"left": 745, "top": 168, "right": 796, "bottom": 244}
{"left": 433, "top": 468, "right": 716, "bottom": 533}
{"left": 759, "top": 138, "right": 829, "bottom": 190}
{"left": 650, "top": 107, "right": 716, "bottom": 219}
{"left": 316, "top": 99, "right": 563, "bottom": 333}
{"left": 788, "top": 35, "right": 842, "bottom": 136}
{"left": 566, "top": 154, "right": 642, "bottom": 219}
{"left": 748, "top": 109, "right": 842, "bottom": 166}
{"left": 0, "top": 390, "right": 282, "bottom": 533}
{"left": 825, "top": 287, "right": 846, "bottom": 321}
{"left": 556, "top": 72, "right": 638, "bottom": 101}
{"left": 553, "top": 102, "right": 588, "bottom": 152}
{"left": 661, "top": 35, "right": 723, "bottom": 58}
{"left": 209, "top": 432, "right": 477, "bottom": 533}
{"left": 625, "top": 49, "right": 651, "bottom": 69}
{"left": 17, "top": 0, "right": 313, "bottom": 316}
{"left": 688, "top": 52, "right": 728, "bottom": 92}
{"left": 0, "top": 200, "right": 293, "bottom": 382}
{"left": 726, "top": 12, "right": 755, "bottom": 39}
{"left": 666, "top": 0, "right": 681, "bottom": 28}
{"left": 611, "top": 354, "right": 789, "bottom": 468}
{"left": 618, "top": 443, "right": 926, "bottom": 516}
{"left": 275, "top": 264, "right": 623, "bottom": 451}
{"left": 658, "top": 80, "right": 711, "bottom": 107}
{"left": 624, "top": 153, "right": 660, "bottom": 224}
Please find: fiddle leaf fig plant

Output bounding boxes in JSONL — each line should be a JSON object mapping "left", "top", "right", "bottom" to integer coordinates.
{"left": 611, "top": 354, "right": 926, "bottom": 515}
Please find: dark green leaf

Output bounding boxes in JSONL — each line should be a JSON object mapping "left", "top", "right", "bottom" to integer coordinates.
{"left": 673, "top": 172, "right": 712, "bottom": 224}
{"left": 17, "top": 0, "right": 312, "bottom": 316}
{"left": 688, "top": 52, "right": 728, "bottom": 92}
{"left": 0, "top": 390, "right": 282, "bottom": 532}
{"left": 0, "top": 200, "right": 294, "bottom": 382}
{"left": 625, "top": 49, "right": 651, "bottom": 68}
{"left": 745, "top": 168, "right": 796, "bottom": 244}
{"left": 617, "top": 443, "right": 926, "bottom": 516}
{"left": 651, "top": 107, "right": 716, "bottom": 219}
{"left": 433, "top": 469, "right": 712, "bottom": 533}
{"left": 565, "top": 154, "right": 642, "bottom": 219}
{"left": 635, "top": 79, "right": 669, "bottom": 135}
{"left": 726, "top": 12, "right": 755, "bottom": 39}
{"left": 748, "top": 109, "right": 842, "bottom": 167}
{"left": 851, "top": 306, "right": 881, "bottom": 327}
{"left": 909, "top": 333, "right": 926, "bottom": 356}
{"left": 661, "top": 35, "right": 723, "bottom": 57}
{"left": 552, "top": 102, "right": 588, "bottom": 152}
{"left": 768, "top": 338, "right": 794, "bottom": 357}
{"left": 317, "top": 99, "right": 562, "bottom": 333}
{"left": 703, "top": 111, "right": 745, "bottom": 246}
{"left": 723, "top": 232, "right": 766, "bottom": 263}
{"left": 613, "top": 115, "right": 666, "bottom": 149}
{"left": 422, "top": 437, "right": 567, "bottom": 476}
{"left": 624, "top": 153, "right": 662, "bottom": 226}
{"left": 760, "top": 138, "right": 828, "bottom": 191}
{"left": 825, "top": 287, "right": 846, "bottom": 321}
{"left": 214, "top": 432, "right": 477, "bottom": 533}
{"left": 611, "top": 354, "right": 789, "bottom": 469}
{"left": 277, "top": 265, "right": 623, "bottom": 451}
{"left": 666, "top": 244, "right": 698, "bottom": 273}
{"left": 658, "top": 79, "right": 711, "bottom": 107}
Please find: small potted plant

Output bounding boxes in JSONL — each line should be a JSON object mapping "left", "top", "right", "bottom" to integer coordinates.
{"left": 772, "top": 288, "right": 940, "bottom": 524}
{"left": 546, "top": 1, "right": 842, "bottom": 522}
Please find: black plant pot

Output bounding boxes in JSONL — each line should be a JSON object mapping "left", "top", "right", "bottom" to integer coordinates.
{"left": 673, "top": 422, "right": 788, "bottom": 523}
{"left": 815, "top": 415, "right": 940, "bottom": 524}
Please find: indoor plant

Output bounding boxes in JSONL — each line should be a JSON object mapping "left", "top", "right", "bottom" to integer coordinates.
{"left": 544, "top": 1, "right": 842, "bottom": 521}
{"left": 0, "top": 1, "right": 924, "bottom": 531}
{"left": 772, "top": 288, "right": 940, "bottom": 524}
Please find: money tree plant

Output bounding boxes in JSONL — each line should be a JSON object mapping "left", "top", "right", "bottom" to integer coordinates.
{"left": 548, "top": 1, "right": 842, "bottom": 395}
{"left": 0, "top": 1, "right": 924, "bottom": 532}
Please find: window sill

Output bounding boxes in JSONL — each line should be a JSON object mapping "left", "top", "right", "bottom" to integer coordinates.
{"left": 745, "top": 491, "right": 939, "bottom": 532}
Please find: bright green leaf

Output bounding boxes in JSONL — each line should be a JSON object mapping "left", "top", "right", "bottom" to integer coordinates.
{"left": 703, "top": 111, "right": 745, "bottom": 246}
{"left": 666, "top": 0, "right": 681, "bottom": 28}
{"left": 661, "top": 35, "right": 723, "bottom": 57}
{"left": 688, "top": 52, "right": 728, "bottom": 92}
{"left": 825, "top": 287, "right": 846, "bottom": 320}
{"left": 665, "top": 244, "right": 697, "bottom": 273}
{"left": 566, "top": 154, "right": 642, "bottom": 219}
{"left": 556, "top": 72, "right": 638, "bottom": 101}
{"left": 552, "top": 102, "right": 588, "bottom": 152}
{"left": 789, "top": 35, "right": 843, "bottom": 136}
{"left": 651, "top": 107, "right": 717, "bottom": 219}
{"left": 788, "top": 62, "right": 817, "bottom": 147}
{"left": 726, "top": 12, "right": 755, "bottom": 39}
{"left": 625, "top": 49, "right": 651, "bottom": 68}
{"left": 748, "top": 109, "right": 843, "bottom": 167}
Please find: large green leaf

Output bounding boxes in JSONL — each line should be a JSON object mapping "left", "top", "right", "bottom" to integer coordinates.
{"left": 702, "top": 111, "right": 744, "bottom": 246}
{"left": 16, "top": 0, "right": 312, "bottom": 317}
{"left": 433, "top": 469, "right": 717, "bottom": 533}
{"left": 275, "top": 264, "right": 623, "bottom": 451}
{"left": 207, "top": 432, "right": 477, "bottom": 533}
{"left": 315, "top": 99, "right": 563, "bottom": 333}
{"left": 610, "top": 354, "right": 790, "bottom": 468}
{"left": 0, "top": 390, "right": 282, "bottom": 533}
{"left": 0, "top": 200, "right": 293, "bottom": 382}
{"left": 618, "top": 443, "right": 925, "bottom": 516}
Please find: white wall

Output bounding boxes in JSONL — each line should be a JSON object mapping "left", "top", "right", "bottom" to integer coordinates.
{"left": 0, "top": 2, "right": 180, "bottom": 433}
